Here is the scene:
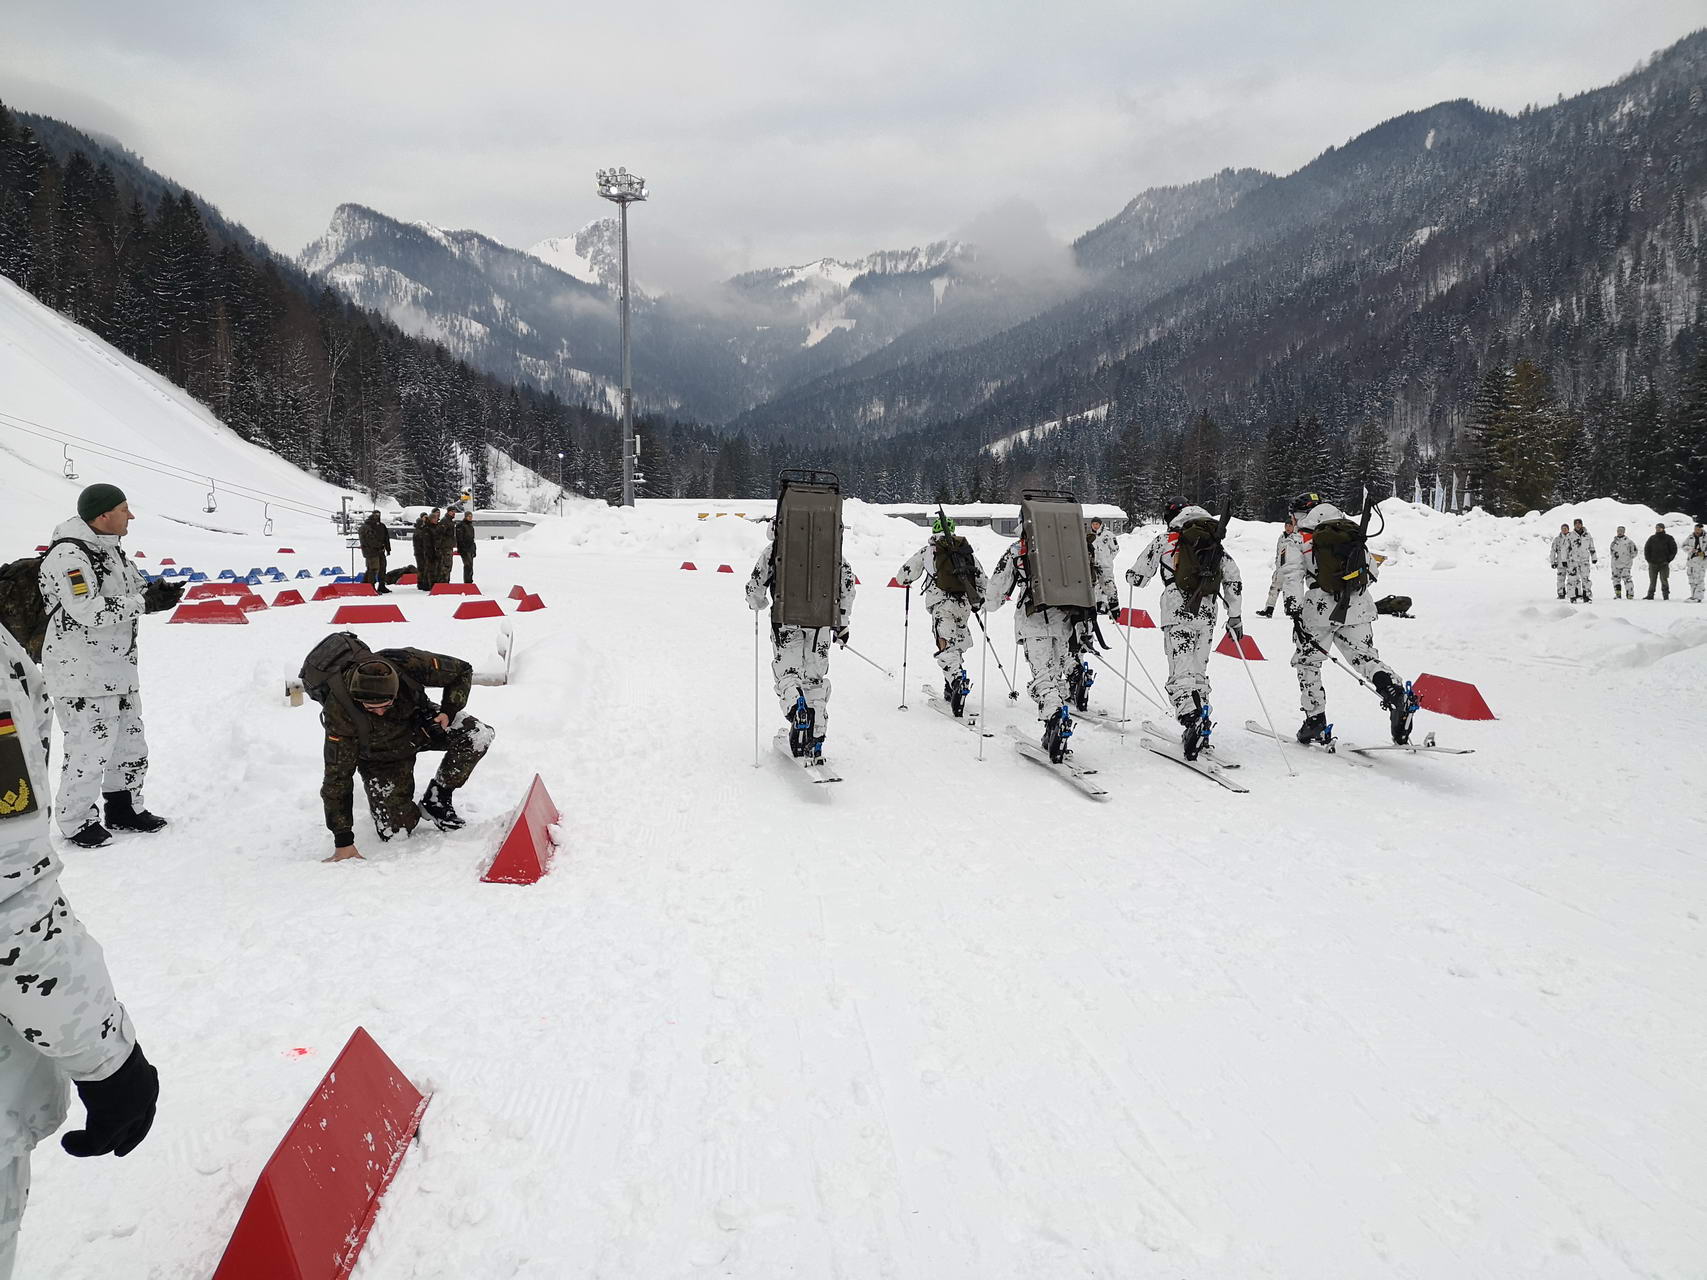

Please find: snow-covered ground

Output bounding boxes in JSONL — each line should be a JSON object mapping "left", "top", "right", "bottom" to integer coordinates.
{"left": 6, "top": 272, "right": 1706, "bottom": 1279}
{"left": 4, "top": 490, "right": 1703, "bottom": 1279}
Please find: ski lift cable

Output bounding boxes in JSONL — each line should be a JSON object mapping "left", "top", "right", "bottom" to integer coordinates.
{"left": 0, "top": 412, "right": 346, "bottom": 520}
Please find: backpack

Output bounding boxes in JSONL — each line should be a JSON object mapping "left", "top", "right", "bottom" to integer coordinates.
{"left": 1375, "top": 594, "right": 1413, "bottom": 617}
{"left": 1169, "top": 518, "right": 1224, "bottom": 611}
{"left": 932, "top": 534, "right": 982, "bottom": 605}
{"left": 0, "top": 537, "right": 101, "bottom": 662}
{"left": 1308, "top": 518, "right": 1369, "bottom": 619}
{"left": 299, "top": 632, "right": 421, "bottom": 751}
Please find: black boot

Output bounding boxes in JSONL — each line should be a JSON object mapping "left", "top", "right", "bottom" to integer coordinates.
{"left": 67, "top": 821, "right": 112, "bottom": 849}
{"left": 787, "top": 699, "right": 815, "bottom": 758}
{"left": 104, "top": 791, "right": 168, "bottom": 833}
{"left": 420, "top": 781, "right": 465, "bottom": 831}
{"left": 949, "top": 670, "right": 969, "bottom": 718}
{"left": 1043, "top": 705, "right": 1073, "bottom": 763}
{"left": 1373, "top": 672, "right": 1414, "bottom": 746}
{"left": 1296, "top": 712, "right": 1328, "bottom": 745}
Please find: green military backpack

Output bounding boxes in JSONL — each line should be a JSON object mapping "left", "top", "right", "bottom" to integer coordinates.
{"left": 1309, "top": 517, "right": 1369, "bottom": 620}
{"left": 1170, "top": 517, "right": 1224, "bottom": 611}
{"left": 0, "top": 537, "right": 99, "bottom": 661}
{"left": 932, "top": 534, "right": 982, "bottom": 606}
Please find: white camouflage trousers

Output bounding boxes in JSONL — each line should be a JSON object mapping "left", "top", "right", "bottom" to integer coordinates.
{"left": 929, "top": 598, "right": 973, "bottom": 679}
{"left": 1566, "top": 561, "right": 1593, "bottom": 601}
{"left": 0, "top": 1151, "right": 28, "bottom": 1280}
{"left": 1689, "top": 560, "right": 1706, "bottom": 602}
{"left": 1291, "top": 615, "right": 1396, "bottom": 718}
{"left": 771, "top": 625, "right": 833, "bottom": 739}
{"left": 53, "top": 694, "right": 148, "bottom": 837}
{"left": 1554, "top": 563, "right": 1568, "bottom": 595}
{"left": 1015, "top": 607, "right": 1075, "bottom": 714}
{"left": 1162, "top": 617, "right": 1215, "bottom": 718}
{"left": 1612, "top": 565, "right": 1635, "bottom": 596}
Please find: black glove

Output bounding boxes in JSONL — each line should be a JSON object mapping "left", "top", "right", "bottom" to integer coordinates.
{"left": 833, "top": 627, "right": 849, "bottom": 647}
{"left": 1227, "top": 617, "right": 1244, "bottom": 640}
{"left": 1255, "top": 606, "right": 1274, "bottom": 619}
{"left": 62, "top": 1042, "right": 159, "bottom": 1158}
{"left": 142, "top": 579, "right": 186, "bottom": 613}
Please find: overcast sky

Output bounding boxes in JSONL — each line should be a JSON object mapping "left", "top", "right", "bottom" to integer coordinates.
{"left": 2, "top": 1, "right": 1701, "bottom": 288}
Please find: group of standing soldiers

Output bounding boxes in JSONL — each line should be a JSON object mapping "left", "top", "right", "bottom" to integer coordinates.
{"left": 1548, "top": 518, "right": 1707, "bottom": 602}
{"left": 358, "top": 507, "right": 479, "bottom": 592}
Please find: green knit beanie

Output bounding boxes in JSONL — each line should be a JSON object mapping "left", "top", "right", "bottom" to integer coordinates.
{"left": 77, "top": 483, "right": 128, "bottom": 524}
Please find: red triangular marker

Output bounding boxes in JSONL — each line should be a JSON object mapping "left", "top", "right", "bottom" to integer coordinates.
{"left": 1215, "top": 632, "right": 1263, "bottom": 660}
{"left": 1412, "top": 673, "right": 1495, "bottom": 720}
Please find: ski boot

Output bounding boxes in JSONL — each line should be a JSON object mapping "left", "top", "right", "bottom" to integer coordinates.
{"left": 1296, "top": 713, "right": 1332, "bottom": 746}
{"left": 103, "top": 791, "right": 168, "bottom": 833}
{"left": 787, "top": 696, "right": 816, "bottom": 758}
{"left": 1178, "top": 699, "right": 1213, "bottom": 761}
{"left": 1255, "top": 606, "right": 1274, "bottom": 618}
{"left": 1373, "top": 672, "right": 1419, "bottom": 745}
{"left": 1042, "top": 705, "right": 1074, "bottom": 764}
{"left": 1070, "top": 659, "right": 1095, "bottom": 711}
{"left": 1557, "top": 589, "right": 1566, "bottom": 600}
{"left": 948, "top": 669, "right": 970, "bottom": 718}
{"left": 421, "top": 780, "right": 466, "bottom": 830}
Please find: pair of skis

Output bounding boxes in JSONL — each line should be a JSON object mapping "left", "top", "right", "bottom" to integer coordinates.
{"left": 1243, "top": 719, "right": 1474, "bottom": 763}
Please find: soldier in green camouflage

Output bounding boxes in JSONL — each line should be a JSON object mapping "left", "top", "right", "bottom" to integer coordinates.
{"left": 320, "top": 648, "right": 494, "bottom": 862}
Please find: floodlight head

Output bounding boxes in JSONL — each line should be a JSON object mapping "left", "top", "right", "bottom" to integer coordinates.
{"left": 595, "top": 166, "right": 648, "bottom": 203}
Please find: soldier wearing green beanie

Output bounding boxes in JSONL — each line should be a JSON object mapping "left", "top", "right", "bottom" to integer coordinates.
{"left": 37, "top": 484, "right": 184, "bottom": 848}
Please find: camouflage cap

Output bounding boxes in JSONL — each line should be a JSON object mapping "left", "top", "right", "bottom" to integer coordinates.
{"left": 347, "top": 659, "right": 399, "bottom": 703}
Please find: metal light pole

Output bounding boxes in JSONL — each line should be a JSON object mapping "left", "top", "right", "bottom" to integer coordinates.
{"left": 595, "top": 165, "right": 647, "bottom": 507}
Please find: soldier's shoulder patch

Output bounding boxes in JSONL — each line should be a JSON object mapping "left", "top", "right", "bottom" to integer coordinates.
{"left": 66, "top": 568, "right": 89, "bottom": 597}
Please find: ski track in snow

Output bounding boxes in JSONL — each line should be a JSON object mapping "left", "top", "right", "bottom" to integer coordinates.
{"left": 4, "top": 501, "right": 1705, "bottom": 1279}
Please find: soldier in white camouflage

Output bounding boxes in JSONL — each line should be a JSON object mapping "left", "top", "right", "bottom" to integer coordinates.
{"left": 746, "top": 523, "right": 857, "bottom": 755}
{"left": 0, "top": 624, "right": 157, "bottom": 1277}
{"left": 1564, "top": 518, "right": 1597, "bottom": 603}
{"left": 37, "top": 485, "right": 183, "bottom": 848}
{"left": 1125, "top": 499, "right": 1244, "bottom": 759}
{"left": 1608, "top": 526, "right": 1637, "bottom": 599}
{"left": 894, "top": 514, "right": 988, "bottom": 709}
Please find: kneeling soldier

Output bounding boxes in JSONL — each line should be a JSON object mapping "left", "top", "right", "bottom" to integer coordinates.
{"left": 318, "top": 647, "right": 494, "bottom": 862}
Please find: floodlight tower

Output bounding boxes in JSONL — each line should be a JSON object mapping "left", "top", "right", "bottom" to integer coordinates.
{"left": 595, "top": 165, "right": 647, "bottom": 507}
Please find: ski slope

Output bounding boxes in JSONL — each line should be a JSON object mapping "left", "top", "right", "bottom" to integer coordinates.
{"left": 1, "top": 485, "right": 1702, "bottom": 1278}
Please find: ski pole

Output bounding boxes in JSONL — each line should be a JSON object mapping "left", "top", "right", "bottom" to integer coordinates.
{"left": 978, "top": 610, "right": 988, "bottom": 763}
{"left": 898, "top": 583, "right": 911, "bottom": 709}
{"left": 753, "top": 610, "right": 762, "bottom": 768}
{"left": 1233, "top": 623, "right": 1296, "bottom": 778}
{"left": 842, "top": 641, "right": 895, "bottom": 679}
{"left": 1118, "top": 584, "right": 1134, "bottom": 742}
{"left": 970, "top": 608, "right": 1017, "bottom": 697}
{"left": 1087, "top": 647, "right": 1167, "bottom": 714}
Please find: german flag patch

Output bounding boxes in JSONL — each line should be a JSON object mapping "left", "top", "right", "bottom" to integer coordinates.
{"left": 0, "top": 714, "right": 16, "bottom": 737}
{"left": 67, "top": 568, "right": 89, "bottom": 598}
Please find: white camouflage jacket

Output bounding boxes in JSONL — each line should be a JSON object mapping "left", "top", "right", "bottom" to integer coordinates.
{"left": 1683, "top": 531, "right": 1707, "bottom": 561}
{"left": 1548, "top": 531, "right": 1569, "bottom": 568}
{"left": 1566, "top": 529, "right": 1596, "bottom": 568}
{"left": 0, "top": 627, "right": 137, "bottom": 1156}
{"left": 1123, "top": 506, "right": 1243, "bottom": 627}
{"left": 38, "top": 516, "right": 149, "bottom": 698}
{"left": 894, "top": 535, "right": 989, "bottom": 611}
{"left": 1609, "top": 536, "right": 1637, "bottom": 571}
{"left": 1278, "top": 502, "right": 1381, "bottom": 626}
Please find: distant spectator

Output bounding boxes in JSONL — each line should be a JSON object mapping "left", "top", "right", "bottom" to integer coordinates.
{"left": 455, "top": 510, "right": 478, "bottom": 584}
{"left": 1684, "top": 522, "right": 1707, "bottom": 604}
{"left": 1643, "top": 522, "right": 1677, "bottom": 600}
{"left": 1608, "top": 526, "right": 1637, "bottom": 600}
{"left": 411, "top": 513, "right": 432, "bottom": 592}
{"left": 1548, "top": 522, "right": 1570, "bottom": 599}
